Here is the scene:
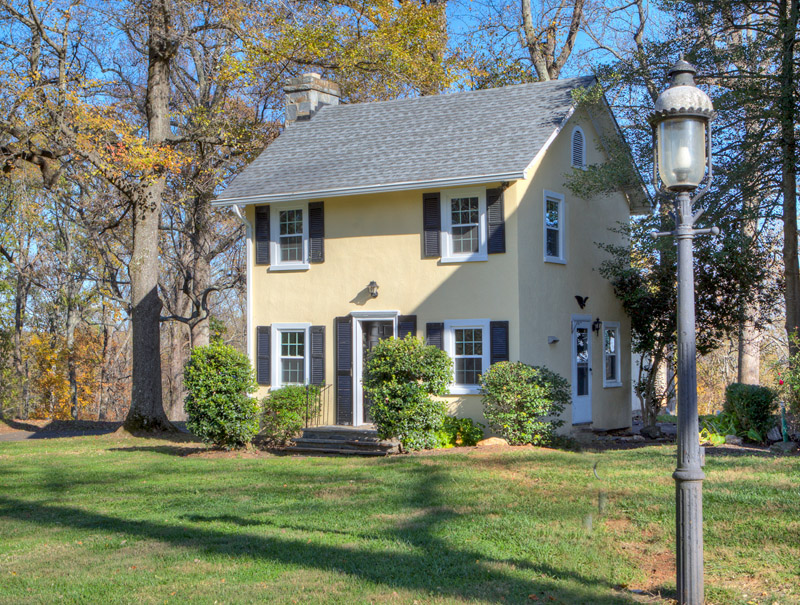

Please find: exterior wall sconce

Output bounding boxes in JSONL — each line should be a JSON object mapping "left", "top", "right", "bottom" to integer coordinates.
{"left": 592, "top": 317, "right": 602, "bottom": 336}
{"left": 368, "top": 281, "right": 379, "bottom": 298}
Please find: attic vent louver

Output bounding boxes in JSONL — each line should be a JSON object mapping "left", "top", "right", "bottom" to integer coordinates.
{"left": 284, "top": 73, "right": 340, "bottom": 124}
{"left": 571, "top": 127, "right": 585, "bottom": 168}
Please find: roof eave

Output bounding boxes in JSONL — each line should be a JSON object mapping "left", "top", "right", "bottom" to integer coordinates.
{"left": 212, "top": 172, "right": 527, "bottom": 207}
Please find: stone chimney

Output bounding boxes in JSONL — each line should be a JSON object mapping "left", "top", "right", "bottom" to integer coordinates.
{"left": 284, "top": 73, "right": 340, "bottom": 124}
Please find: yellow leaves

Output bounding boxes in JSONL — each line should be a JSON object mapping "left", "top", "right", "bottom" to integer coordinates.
{"left": 26, "top": 329, "right": 104, "bottom": 420}
{"left": 68, "top": 102, "right": 186, "bottom": 182}
{"left": 233, "top": 0, "right": 452, "bottom": 99}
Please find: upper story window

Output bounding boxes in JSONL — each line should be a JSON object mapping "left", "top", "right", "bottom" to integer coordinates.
{"left": 603, "top": 322, "right": 622, "bottom": 387}
{"left": 441, "top": 189, "right": 487, "bottom": 263}
{"left": 543, "top": 190, "right": 566, "bottom": 264}
{"left": 270, "top": 204, "right": 310, "bottom": 270}
{"left": 271, "top": 323, "right": 310, "bottom": 387}
{"left": 444, "top": 318, "right": 491, "bottom": 394}
{"left": 571, "top": 126, "right": 586, "bottom": 168}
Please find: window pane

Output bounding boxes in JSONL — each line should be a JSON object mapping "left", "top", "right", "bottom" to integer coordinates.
{"left": 604, "top": 329, "right": 617, "bottom": 355}
{"left": 606, "top": 354, "right": 617, "bottom": 382}
{"left": 280, "top": 209, "right": 303, "bottom": 235}
{"left": 576, "top": 329, "right": 588, "bottom": 362}
{"left": 455, "top": 357, "right": 482, "bottom": 385}
{"left": 546, "top": 228, "right": 559, "bottom": 258}
{"left": 546, "top": 200, "right": 560, "bottom": 227}
{"left": 281, "top": 331, "right": 304, "bottom": 357}
{"left": 577, "top": 366, "right": 589, "bottom": 396}
{"left": 452, "top": 226, "right": 479, "bottom": 253}
{"left": 280, "top": 236, "right": 303, "bottom": 262}
{"left": 451, "top": 197, "right": 479, "bottom": 226}
{"left": 282, "top": 359, "right": 304, "bottom": 384}
{"left": 455, "top": 328, "right": 482, "bottom": 356}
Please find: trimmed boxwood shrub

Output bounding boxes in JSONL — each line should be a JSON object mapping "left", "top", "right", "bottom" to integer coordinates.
{"left": 262, "top": 385, "right": 320, "bottom": 445}
{"left": 480, "top": 361, "right": 569, "bottom": 445}
{"left": 723, "top": 382, "right": 777, "bottom": 443}
{"left": 362, "top": 335, "right": 452, "bottom": 451}
{"left": 184, "top": 343, "right": 259, "bottom": 450}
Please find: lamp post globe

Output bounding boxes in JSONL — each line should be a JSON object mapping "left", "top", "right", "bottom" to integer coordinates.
{"left": 650, "top": 59, "right": 714, "bottom": 191}
{"left": 648, "top": 57, "right": 715, "bottom": 605}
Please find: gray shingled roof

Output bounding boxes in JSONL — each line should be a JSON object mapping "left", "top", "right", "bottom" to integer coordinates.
{"left": 215, "top": 76, "right": 596, "bottom": 205}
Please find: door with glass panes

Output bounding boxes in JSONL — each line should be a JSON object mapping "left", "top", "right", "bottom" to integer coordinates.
{"left": 571, "top": 318, "right": 592, "bottom": 424}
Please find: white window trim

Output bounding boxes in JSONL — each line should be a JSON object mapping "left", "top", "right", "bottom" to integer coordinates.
{"left": 444, "top": 318, "right": 491, "bottom": 395}
{"left": 543, "top": 190, "right": 567, "bottom": 264}
{"left": 440, "top": 188, "right": 488, "bottom": 263}
{"left": 269, "top": 203, "right": 310, "bottom": 271}
{"left": 602, "top": 321, "right": 622, "bottom": 388}
{"left": 571, "top": 125, "right": 586, "bottom": 169}
{"left": 271, "top": 323, "right": 311, "bottom": 388}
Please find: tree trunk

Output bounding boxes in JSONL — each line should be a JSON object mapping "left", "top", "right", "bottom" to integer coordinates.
{"left": 12, "top": 273, "right": 31, "bottom": 419}
{"left": 738, "top": 317, "right": 760, "bottom": 384}
{"left": 190, "top": 251, "right": 212, "bottom": 348}
{"left": 66, "top": 299, "right": 79, "bottom": 420}
{"left": 124, "top": 0, "right": 176, "bottom": 432}
{"left": 779, "top": 0, "right": 800, "bottom": 354}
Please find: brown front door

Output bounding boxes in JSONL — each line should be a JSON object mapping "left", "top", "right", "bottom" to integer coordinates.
{"left": 362, "top": 321, "right": 393, "bottom": 423}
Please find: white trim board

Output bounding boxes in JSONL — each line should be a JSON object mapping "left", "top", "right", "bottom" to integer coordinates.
{"left": 213, "top": 172, "right": 525, "bottom": 207}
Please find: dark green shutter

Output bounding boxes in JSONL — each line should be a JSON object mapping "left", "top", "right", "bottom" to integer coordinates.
{"left": 308, "top": 202, "right": 325, "bottom": 263}
{"left": 310, "top": 325, "right": 325, "bottom": 385}
{"left": 256, "top": 325, "right": 271, "bottom": 385}
{"left": 255, "top": 206, "right": 270, "bottom": 265}
{"left": 426, "top": 322, "right": 444, "bottom": 350}
{"left": 335, "top": 316, "right": 353, "bottom": 425}
{"left": 490, "top": 321, "right": 510, "bottom": 364}
{"left": 423, "top": 193, "right": 441, "bottom": 257}
{"left": 487, "top": 188, "right": 505, "bottom": 254}
{"left": 397, "top": 315, "right": 417, "bottom": 339}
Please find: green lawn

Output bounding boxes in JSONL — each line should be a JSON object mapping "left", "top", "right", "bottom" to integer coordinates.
{"left": 0, "top": 435, "right": 797, "bottom": 604}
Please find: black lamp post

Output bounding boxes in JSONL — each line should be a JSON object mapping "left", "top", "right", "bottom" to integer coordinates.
{"left": 649, "top": 57, "right": 716, "bottom": 605}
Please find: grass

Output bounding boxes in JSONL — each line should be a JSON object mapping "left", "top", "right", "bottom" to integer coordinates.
{"left": 0, "top": 435, "right": 797, "bottom": 604}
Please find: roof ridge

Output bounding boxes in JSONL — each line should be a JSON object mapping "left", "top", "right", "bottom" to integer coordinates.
{"left": 322, "top": 76, "right": 596, "bottom": 113}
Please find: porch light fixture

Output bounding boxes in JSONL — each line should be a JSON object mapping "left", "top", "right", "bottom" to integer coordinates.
{"left": 368, "top": 281, "right": 379, "bottom": 298}
{"left": 649, "top": 56, "right": 717, "bottom": 605}
{"left": 592, "top": 317, "right": 602, "bottom": 336}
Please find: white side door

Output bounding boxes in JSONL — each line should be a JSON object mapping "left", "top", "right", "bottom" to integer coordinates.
{"left": 572, "top": 318, "right": 592, "bottom": 424}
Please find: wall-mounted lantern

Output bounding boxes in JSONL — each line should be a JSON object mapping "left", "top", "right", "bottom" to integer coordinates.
{"left": 592, "top": 317, "right": 602, "bottom": 336}
{"left": 368, "top": 281, "right": 379, "bottom": 298}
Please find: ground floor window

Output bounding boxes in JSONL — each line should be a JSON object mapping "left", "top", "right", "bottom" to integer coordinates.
{"left": 443, "top": 319, "right": 491, "bottom": 394}
{"left": 271, "top": 323, "right": 310, "bottom": 387}
{"left": 603, "top": 322, "right": 622, "bottom": 387}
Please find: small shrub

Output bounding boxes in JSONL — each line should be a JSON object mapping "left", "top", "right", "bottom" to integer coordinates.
{"left": 723, "top": 383, "right": 778, "bottom": 443}
{"left": 184, "top": 343, "right": 259, "bottom": 450}
{"left": 262, "top": 385, "right": 320, "bottom": 445}
{"left": 435, "top": 417, "right": 485, "bottom": 448}
{"left": 480, "top": 361, "right": 569, "bottom": 446}
{"left": 363, "top": 335, "right": 452, "bottom": 451}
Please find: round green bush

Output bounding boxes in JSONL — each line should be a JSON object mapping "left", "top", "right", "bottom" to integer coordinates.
{"left": 184, "top": 343, "right": 259, "bottom": 449}
{"left": 723, "top": 382, "right": 778, "bottom": 443}
{"left": 480, "top": 361, "right": 569, "bottom": 445}
{"left": 262, "top": 385, "right": 320, "bottom": 445}
{"left": 362, "top": 335, "right": 452, "bottom": 451}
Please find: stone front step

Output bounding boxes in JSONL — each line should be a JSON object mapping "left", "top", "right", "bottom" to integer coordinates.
{"left": 284, "top": 425, "right": 401, "bottom": 456}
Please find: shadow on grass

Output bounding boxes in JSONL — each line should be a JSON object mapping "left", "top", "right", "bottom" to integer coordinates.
{"left": 108, "top": 445, "right": 206, "bottom": 456}
{"left": 0, "top": 464, "right": 640, "bottom": 604}
{"left": 703, "top": 446, "right": 776, "bottom": 459}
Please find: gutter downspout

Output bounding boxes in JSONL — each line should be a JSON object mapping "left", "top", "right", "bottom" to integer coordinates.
{"left": 232, "top": 205, "right": 255, "bottom": 368}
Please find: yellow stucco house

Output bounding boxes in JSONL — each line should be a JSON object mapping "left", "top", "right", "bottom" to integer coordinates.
{"left": 214, "top": 74, "right": 649, "bottom": 432}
